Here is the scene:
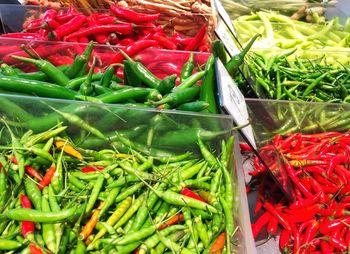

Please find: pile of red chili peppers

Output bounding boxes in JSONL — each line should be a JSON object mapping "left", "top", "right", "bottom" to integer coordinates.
{"left": 1, "top": 4, "right": 210, "bottom": 52}
{"left": 249, "top": 131, "right": 350, "bottom": 253}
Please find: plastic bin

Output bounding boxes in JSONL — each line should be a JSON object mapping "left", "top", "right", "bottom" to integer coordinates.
{"left": 244, "top": 98, "right": 350, "bottom": 253}
{"left": 0, "top": 4, "right": 215, "bottom": 45}
{"left": 0, "top": 37, "right": 210, "bottom": 77}
{"left": 0, "top": 93, "right": 256, "bottom": 253}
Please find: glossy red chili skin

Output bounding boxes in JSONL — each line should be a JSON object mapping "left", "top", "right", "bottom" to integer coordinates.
{"left": 110, "top": 40, "right": 157, "bottom": 64}
{"left": 319, "top": 217, "right": 350, "bottom": 235}
{"left": 279, "top": 229, "right": 290, "bottom": 252}
{"left": 181, "top": 188, "right": 206, "bottom": 203}
{"left": 20, "top": 195, "right": 35, "bottom": 237}
{"left": 263, "top": 201, "right": 292, "bottom": 232}
{"left": 54, "top": 15, "right": 86, "bottom": 38}
{"left": 110, "top": 5, "right": 161, "bottom": 24}
{"left": 251, "top": 211, "right": 270, "bottom": 239}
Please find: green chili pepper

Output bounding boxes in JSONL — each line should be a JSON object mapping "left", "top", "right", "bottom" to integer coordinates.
{"left": 99, "top": 187, "right": 120, "bottom": 218}
{"left": 2, "top": 206, "right": 78, "bottom": 223}
{"left": 17, "top": 65, "right": 69, "bottom": 82}
{"left": 177, "top": 101, "right": 209, "bottom": 112}
{"left": 173, "top": 71, "right": 206, "bottom": 92}
{"left": 0, "top": 75, "right": 77, "bottom": 100}
{"left": 0, "top": 239, "right": 22, "bottom": 250}
{"left": 24, "top": 178, "right": 42, "bottom": 210}
{"left": 153, "top": 86, "right": 200, "bottom": 107}
{"left": 212, "top": 40, "right": 228, "bottom": 64}
{"left": 124, "top": 60, "right": 142, "bottom": 87}
{"left": 200, "top": 55, "right": 218, "bottom": 113}
{"left": 11, "top": 56, "right": 70, "bottom": 86}
{"left": 79, "top": 58, "right": 96, "bottom": 96}
{"left": 42, "top": 191, "right": 57, "bottom": 252}
{"left": 158, "top": 74, "right": 177, "bottom": 94}
{"left": 180, "top": 53, "right": 194, "bottom": 83}
{"left": 65, "top": 41, "right": 94, "bottom": 79}
{"left": 66, "top": 73, "right": 104, "bottom": 90}
{"left": 225, "top": 34, "right": 260, "bottom": 75}
{"left": 96, "top": 87, "right": 159, "bottom": 104}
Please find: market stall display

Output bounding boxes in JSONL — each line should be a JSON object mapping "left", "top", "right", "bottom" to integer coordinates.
{"left": 0, "top": 94, "right": 254, "bottom": 253}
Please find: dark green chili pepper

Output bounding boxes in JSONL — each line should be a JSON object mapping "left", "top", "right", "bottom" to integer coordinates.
{"left": 124, "top": 60, "right": 142, "bottom": 87}
{"left": 153, "top": 86, "right": 200, "bottom": 107}
{"left": 0, "top": 75, "right": 77, "bottom": 100}
{"left": 177, "top": 101, "right": 209, "bottom": 112}
{"left": 78, "top": 58, "right": 96, "bottom": 96}
{"left": 123, "top": 60, "right": 161, "bottom": 90}
{"left": 66, "top": 73, "right": 104, "bottom": 90}
{"left": 199, "top": 54, "right": 218, "bottom": 113}
{"left": 180, "top": 53, "right": 194, "bottom": 82}
{"left": 100, "top": 65, "right": 116, "bottom": 88}
{"left": 211, "top": 40, "right": 228, "bottom": 64}
{"left": 57, "top": 225, "right": 71, "bottom": 254}
{"left": 302, "top": 72, "right": 329, "bottom": 97}
{"left": 11, "top": 56, "right": 70, "bottom": 86}
{"left": 158, "top": 74, "right": 177, "bottom": 94}
{"left": 96, "top": 87, "right": 159, "bottom": 104}
{"left": 42, "top": 191, "right": 57, "bottom": 252}
{"left": 225, "top": 34, "right": 260, "bottom": 75}
{"left": 65, "top": 41, "right": 94, "bottom": 79}
{"left": 173, "top": 70, "right": 206, "bottom": 92}
{"left": 17, "top": 65, "right": 69, "bottom": 82}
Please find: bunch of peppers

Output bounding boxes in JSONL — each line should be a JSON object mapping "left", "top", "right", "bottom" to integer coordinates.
{"left": 237, "top": 50, "right": 350, "bottom": 102}
{"left": 0, "top": 122, "right": 237, "bottom": 254}
{"left": 249, "top": 131, "right": 350, "bottom": 253}
{"left": 0, "top": 41, "right": 218, "bottom": 113}
{"left": 1, "top": 4, "right": 210, "bottom": 52}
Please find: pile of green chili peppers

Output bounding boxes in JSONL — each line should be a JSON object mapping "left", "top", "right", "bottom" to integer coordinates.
{"left": 237, "top": 50, "right": 350, "bottom": 102}
{"left": 0, "top": 122, "right": 238, "bottom": 253}
{"left": 0, "top": 41, "right": 218, "bottom": 114}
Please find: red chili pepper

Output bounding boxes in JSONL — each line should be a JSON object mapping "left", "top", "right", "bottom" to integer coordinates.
{"left": 152, "top": 33, "right": 176, "bottom": 50}
{"left": 184, "top": 24, "right": 207, "bottom": 51}
{"left": 20, "top": 195, "right": 35, "bottom": 237}
{"left": 199, "top": 44, "right": 211, "bottom": 52}
{"left": 29, "top": 244, "right": 44, "bottom": 254}
{"left": 181, "top": 188, "right": 206, "bottom": 203}
{"left": 289, "top": 191, "right": 322, "bottom": 209}
{"left": 110, "top": 5, "right": 161, "bottom": 24}
{"left": 38, "top": 165, "right": 56, "bottom": 190}
{"left": 239, "top": 143, "right": 253, "bottom": 152}
{"left": 328, "top": 236, "right": 347, "bottom": 250}
{"left": 53, "top": 15, "right": 87, "bottom": 38}
{"left": 0, "top": 33, "right": 40, "bottom": 40}
{"left": 284, "top": 162, "right": 313, "bottom": 198}
{"left": 55, "top": 13, "right": 79, "bottom": 24}
{"left": 47, "top": 55, "right": 74, "bottom": 66}
{"left": 25, "top": 166, "right": 43, "bottom": 181}
{"left": 267, "top": 215, "right": 279, "bottom": 236}
{"left": 292, "top": 225, "right": 301, "bottom": 254}
{"left": 81, "top": 166, "right": 104, "bottom": 173}
{"left": 279, "top": 229, "right": 290, "bottom": 252}
{"left": 320, "top": 240, "right": 334, "bottom": 254}
{"left": 319, "top": 217, "right": 350, "bottom": 235}
{"left": 42, "top": 9, "right": 59, "bottom": 29}
{"left": 133, "top": 249, "right": 140, "bottom": 254}
{"left": 65, "top": 23, "right": 134, "bottom": 41}
{"left": 78, "top": 37, "right": 89, "bottom": 43}
{"left": 303, "top": 220, "right": 319, "bottom": 244}
{"left": 251, "top": 211, "right": 270, "bottom": 239}
{"left": 117, "top": 38, "right": 135, "bottom": 46}
{"left": 96, "top": 16, "right": 117, "bottom": 25}
{"left": 110, "top": 40, "right": 157, "bottom": 64}
{"left": 263, "top": 200, "right": 292, "bottom": 232}
{"left": 24, "top": 19, "right": 43, "bottom": 32}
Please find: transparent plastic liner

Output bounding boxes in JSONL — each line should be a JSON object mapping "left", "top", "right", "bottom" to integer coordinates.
{"left": 245, "top": 98, "right": 350, "bottom": 146}
{"left": 0, "top": 93, "right": 256, "bottom": 254}
{"left": 0, "top": 38, "right": 209, "bottom": 76}
{"left": 222, "top": 0, "right": 339, "bottom": 21}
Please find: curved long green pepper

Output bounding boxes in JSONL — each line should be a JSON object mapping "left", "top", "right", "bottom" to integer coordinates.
{"left": 11, "top": 55, "right": 70, "bottom": 87}
{"left": 0, "top": 75, "right": 77, "bottom": 100}
{"left": 180, "top": 53, "right": 194, "bottom": 82}
{"left": 1, "top": 207, "right": 77, "bottom": 223}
